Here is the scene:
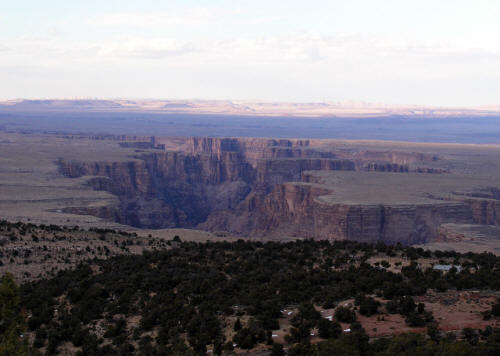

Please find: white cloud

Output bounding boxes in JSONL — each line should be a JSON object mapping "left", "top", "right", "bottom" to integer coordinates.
{"left": 87, "top": 8, "right": 249, "bottom": 28}
{"left": 96, "top": 38, "right": 198, "bottom": 59}
{"left": 2, "top": 13, "right": 500, "bottom": 106}
{"left": 2, "top": 31, "right": 500, "bottom": 66}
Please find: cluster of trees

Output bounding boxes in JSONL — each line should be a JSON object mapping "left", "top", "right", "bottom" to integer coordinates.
{"left": 0, "top": 220, "right": 140, "bottom": 240}
{"left": 0, "top": 220, "right": 174, "bottom": 279}
{"left": 483, "top": 299, "right": 500, "bottom": 320}
{"left": 355, "top": 294, "right": 380, "bottom": 317}
{"left": 0, "top": 273, "right": 34, "bottom": 355}
{"left": 385, "top": 295, "right": 433, "bottom": 326}
{"left": 2, "top": 235, "right": 498, "bottom": 355}
{"left": 287, "top": 328, "right": 500, "bottom": 356}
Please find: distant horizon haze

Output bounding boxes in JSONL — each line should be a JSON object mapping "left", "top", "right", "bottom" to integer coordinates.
{"left": 2, "top": 1, "right": 500, "bottom": 106}
{"left": 1, "top": 97, "right": 499, "bottom": 110}
{"left": 1, "top": 99, "right": 500, "bottom": 144}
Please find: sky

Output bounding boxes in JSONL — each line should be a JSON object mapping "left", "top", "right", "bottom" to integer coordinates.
{"left": 1, "top": 0, "right": 500, "bottom": 106}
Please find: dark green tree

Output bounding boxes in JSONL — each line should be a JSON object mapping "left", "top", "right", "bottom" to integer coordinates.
{"left": 270, "top": 342, "right": 285, "bottom": 356}
{"left": 0, "top": 273, "right": 31, "bottom": 355}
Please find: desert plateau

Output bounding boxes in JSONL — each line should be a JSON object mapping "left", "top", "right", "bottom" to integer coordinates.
{"left": 3, "top": 1, "right": 500, "bottom": 354}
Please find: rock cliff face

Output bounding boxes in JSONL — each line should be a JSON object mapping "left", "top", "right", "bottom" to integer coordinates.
{"left": 58, "top": 150, "right": 255, "bottom": 228}
{"left": 57, "top": 136, "right": 500, "bottom": 244}
{"left": 58, "top": 137, "right": 363, "bottom": 228}
{"left": 467, "top": 199, "right": 500, "bottom": 226}
{"left": 205, "top": 182, "right": 475, "bottom": 245}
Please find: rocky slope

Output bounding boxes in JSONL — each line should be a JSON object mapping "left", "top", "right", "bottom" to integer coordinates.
{"left": 57, "top": 137, "right": 500, "bottom": 244}
{"left": 204, "top": 181, "right": 494, "bottom": 245}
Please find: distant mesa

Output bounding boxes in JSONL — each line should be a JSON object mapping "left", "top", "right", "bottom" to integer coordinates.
{"left": 2, "top": 99, "right": 500, "bottom": 118}
{"left": 162, "top": 103, "right": 193, "bottom": 109}
{"left": 10, "top": 99, "right": 124, "bottom": 109}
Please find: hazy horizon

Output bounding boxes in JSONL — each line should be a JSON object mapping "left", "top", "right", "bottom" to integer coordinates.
{"left": 2, "top": 98, "right": 500, "bottom": 112}
{"left": 3, "top": 0, "right": 500, "bottom": 106}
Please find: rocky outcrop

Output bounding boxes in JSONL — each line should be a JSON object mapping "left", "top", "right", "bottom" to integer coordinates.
{"left": 179, "top": 137, "right": 333, "bottom": 166}
{"left": 255, "top": 159, "right": 355, "bottom": 187}
{"left": 467, "top": 199, "right": 500, "bottom": 226}
{"left": 57, "top": 138, "right": 364, "bottom": 229}
{"left": 57, "top": 136, "right": 495, "bottom": 244}
{"left": 201, "top": 182, "right": 478, "bottom": 245}
{"left": 351, "top": 151, "right": 439, "bottom": 165}
{"left": 58, "top": 151, "right": 255, "bottom": 228}
{"left": 436, "top": 223, "right": 500, "bottom": 242}
{"left": 361, "top": 162, "right": 448, "bottom": 174}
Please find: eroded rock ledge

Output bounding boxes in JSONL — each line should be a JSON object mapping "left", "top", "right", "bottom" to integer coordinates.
{"left": 57, "top": 137, "right": 500, "bottom": 244}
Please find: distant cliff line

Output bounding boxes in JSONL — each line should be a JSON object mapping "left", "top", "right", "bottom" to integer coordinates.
{"left": 2, "top": 99, "right": 500, "bottom": 118}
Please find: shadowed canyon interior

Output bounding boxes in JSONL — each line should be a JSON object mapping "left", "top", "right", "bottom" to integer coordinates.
{"left": 56, "top": 136, "right": 500, "bottom": 244}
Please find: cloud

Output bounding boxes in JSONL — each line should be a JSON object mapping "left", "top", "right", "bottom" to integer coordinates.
{"left": 97, "top": 38, "right": 199, "bottom": 59}
{"left": 2, "top": 29, "right": 500, "bottom": 72}
{"left": 87, "top": 8, "right": 247, "bottom": 28}
{"left": 3, "top": 5, "right": 500, "bottom": 104}
{"left": 6, "top": 4, "right": 500, "bottom": 65}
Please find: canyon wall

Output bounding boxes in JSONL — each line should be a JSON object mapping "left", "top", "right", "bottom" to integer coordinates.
{"left": 204, "top": 182, "right": 479, "bottom": 245}
{"left": 58, "top": 150, "right": 254, "bottom": 228}
{"left": 57, "top": 137, "right": 500, "bottom": 244}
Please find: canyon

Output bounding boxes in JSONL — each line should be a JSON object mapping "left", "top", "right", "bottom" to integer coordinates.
{"left": 55, "top": 136, "right": 500, "bottom": 245}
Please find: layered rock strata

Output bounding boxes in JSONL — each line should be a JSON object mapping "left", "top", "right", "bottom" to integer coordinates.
{"left": 57, "top": 137, "right": 500, "bottom": 244}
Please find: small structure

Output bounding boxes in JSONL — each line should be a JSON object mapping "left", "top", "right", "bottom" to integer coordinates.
{"left": 433, "top": 264, "right": 462, "bottom": 273}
